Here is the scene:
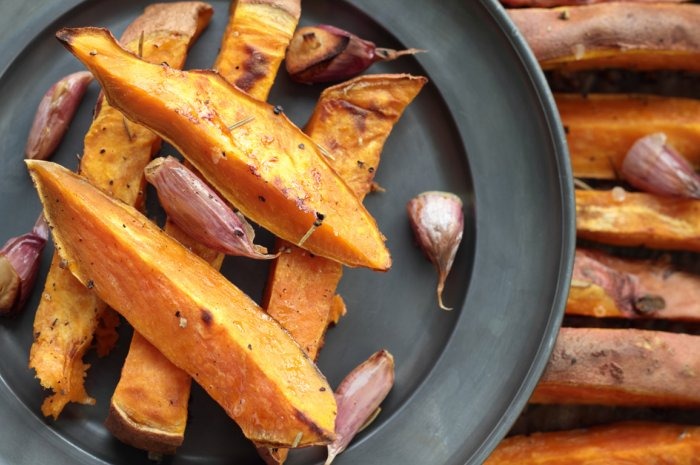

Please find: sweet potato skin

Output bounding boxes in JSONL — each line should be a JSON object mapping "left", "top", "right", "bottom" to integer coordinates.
{"left": 58, "top": 27, "right": 390, "bottom": 271}
{"left": 105, "top": 332, "right": 192, "bottom": 455}
{"left": 557, "top": 94, "right": 700, "bottom": 180}
{"left": 569, "top": 248, "right": 700, "bottom": 321}
{"left": 485, "top": 421, "right": 700, "bottom": 464}
{"left": 530, "top": 327, "right": 700, "bottom": 407}
{"left": 509, "top": 3, "right": 700, "bottom": 72}
{"left": 28, "top": 160, "right": 336, "bottom": 447}
{"left": 264, "top": 74, "right": 427, "bottom": 360}
{"left": 29, "top": 3, "right": 213, "bottom": 419}
{"left": 214, "top": 0, "right": 300, "bottom": 101}
{"left": 576, "top": 189, "right": 700, "bottom": 252}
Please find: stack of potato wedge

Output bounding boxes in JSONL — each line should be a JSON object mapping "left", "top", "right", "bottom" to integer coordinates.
{"left": 24, "top": 0, "right": 427, "bottom": 463}
{"left": 486, "top": 2, "right": 700, "bottom": 463}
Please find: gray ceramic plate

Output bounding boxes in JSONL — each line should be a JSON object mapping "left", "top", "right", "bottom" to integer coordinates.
{"left": 0, "top": 1, "right": 574, "bottom": 464}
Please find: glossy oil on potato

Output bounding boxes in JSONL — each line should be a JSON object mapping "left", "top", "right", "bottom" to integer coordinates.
{"left": 56, "top": 27, "right": 390, "bottom": 271}
{"left": 27, "top": 160, "right": 336, "bottom": 447}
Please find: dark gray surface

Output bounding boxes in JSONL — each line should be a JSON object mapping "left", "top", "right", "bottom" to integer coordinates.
{"left": 0, "top": 1, "right": 574, "bottom": 464}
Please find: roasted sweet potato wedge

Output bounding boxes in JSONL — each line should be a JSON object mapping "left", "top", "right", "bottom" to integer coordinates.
{"left": 29, "top": 2, "right": 213, "bottom": 419}
{"left": 264, "top": 74, "right": 427, "bottom": 360}
{"left": 530, "top": 327, "right": 700, "bottom": 407}
{"left": 27, "top": 160, "right": 336, "bottom": 447}
{"left": 260, "top": 74, "right": 425, "bottom": 465}
{"left": 569, "top": 248, "right": 700, "bottom": 321}
{"left": 576, "top": 189, "right": 700, "bottom": 252}
{"left": 485, "top": 421, "right": 700, "bottom": 464}
{"left": 214, "top": 0, "right": 300, "bottom": 100}
{"left": 557, "top": 93, "right": 700, "bottom": 180}
{"left": 108, "top": 3, "right": 301, "bottom": 452}
{"left": 509, "top": 3, "right": 700, "bottom": 72}
{"left": 57, "top": 26, "right": 390, "bottom": 271}
{"left": 105, "top": 332, "right": 192, "bottom": 455}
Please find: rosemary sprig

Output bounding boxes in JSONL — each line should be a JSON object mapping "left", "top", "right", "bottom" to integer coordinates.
{"left": 228, "top": 115, "right": 255, "bottom": 131}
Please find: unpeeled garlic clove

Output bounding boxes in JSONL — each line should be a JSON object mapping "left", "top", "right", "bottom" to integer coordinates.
{"left": 285, "top": 24, "right": 423, "bottom": 84}
{"left": 621, "top": 133, "right": 700, "bottom": 199}
{"left": 407, "top": 191, "right": 464, "bottom": 310}
{"left": 145, "top": 157, "right": 277, "bottom": 260}
{"left": 325, "top": 350, "right": 394, "bottom": 465}
{"left": 25, "top": 71, "right": 93, "bottom": 160}
{"left": 0, "top": 215, "right": 50, "bottom": 316}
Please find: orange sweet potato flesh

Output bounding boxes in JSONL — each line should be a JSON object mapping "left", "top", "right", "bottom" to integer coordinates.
{"left": 57, "top": 27, "right": 390, "bottom": 271}
{"left": 557, "top": 93, "right": 700, "bottom": 180}
{"left": 104, "top": 332, "right": 192, "bottom": 455}
{"left": 259, "top": 74, "right": 425, "bottom": 465}
{"left": 214, "top": 0, "right": 301, "bottom": 101}
{"left": 264, "top": 74, "right": 427, "bottom": 360}
{"left": 530, "top": 327, "right": 700, "bottom": 407}
{"left": 509, "top": 3, "right": 700, "bottom": 72}
{"left": 107, "top": 217, "right": 223, "bottom": 453}
{"left": 576, "top": 189, "right": 700, "bottom": 252}
{"left": 569, "top": 248, "right": 700, "bottom": 321}
{"left": 28, "top": 2, "right": 213, "bottom": 419}
{"left": 109, "top": 2, "right": 300, "bottom": 450}
{"left": 485, "top": 421, "right": 700, "bottom": 465}
{"left": 27, "top": 160, "right": 336, "bottom": 447}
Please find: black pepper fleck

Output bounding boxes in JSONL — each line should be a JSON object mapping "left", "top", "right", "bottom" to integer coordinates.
{"left": 273, "top": 105, "right": 283, "bottom": 115}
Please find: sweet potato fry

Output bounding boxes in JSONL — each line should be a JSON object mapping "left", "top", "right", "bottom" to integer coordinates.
{"left": 58, "top": 26, "right": 391, "bottom": 271}
{"left": 104, "top": 332, "right": 192, "bottom": 455}
{"left": 264, "top": 74, "right": 427, "bottom": 361}
{"left": 508, "top": 3, "right": 700, "bottom": 72}
{"left": 576, "top": 189, "right": 700, "bottom": 252}
{"left": 485, "top": 421, "right": 700, "bottom": 464}
{"left": 569, "top": 248, "right": 700, "bottom": 321}
{"left": 530, "top": 327, "right": 700, "bottom": 407}
{"left": 28, "top": 159, "right": 337, "bottom": 447}
{"left": 557, "top": 93, "right": 700, "bottom": 180}
{"left": 28, "top": 2, "right": 213, "bottom": 419}
{"left": 107, "top": 3, "right": 300, "bottom": 452}
{"left": 214, "top": 0, "right": 300, "bottom": 101}
{"left": 260, "top": 73, "right": 426, "bottom": 465}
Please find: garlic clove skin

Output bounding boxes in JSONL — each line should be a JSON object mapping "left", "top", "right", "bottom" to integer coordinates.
{"left": 286, "top": 24, "right": 423, "bottom": 84}
{"left": 621, "top": 133, "right": 700, "bottom": 199}
{"left": 407, "top": 191, "right": 464, "bottom": 311}
{"left": 0, "top": 215, "right": 50, "bottom": 316}
{"left": 325, "top": 350, "right": 395, "bottom": 465}
{"left": 145, "top": 157, "right": 277, "bottom": 260}
{"left": 25, "top": 71, "right": 93, "bottom": 160}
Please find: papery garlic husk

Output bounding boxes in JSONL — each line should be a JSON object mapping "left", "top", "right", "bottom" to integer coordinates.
{"left": 325, "top": 350, "right": 395, "bottom": 465}
{"left": 407, "top": 191, "right": 464, "bottom": 310}
{"left": 286, "top": 24, "right": 423, "bottom": 84}
{"left": 25, "top": 71, "right": 93, "bottom": 160}
{"left": 0, "top": 215, "right": 50, "bottom": 316}
{"left": 621, "top": 132, "right": 700, "bottom": 199}
{"left": 145, "top": 157, "right": 277, "bottom": 259}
